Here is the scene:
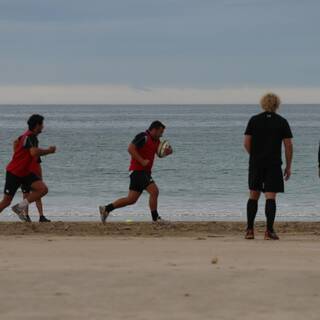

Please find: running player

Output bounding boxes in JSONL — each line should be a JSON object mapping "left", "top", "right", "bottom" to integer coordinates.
{"left": 244, "top": 93, "right": 293, "bottom": 240}
{"left": 13, "top": 137, "right": 51, "bottom": 222}
{"left": 99, "top": 121, "right": 172, "bottom": 223}
{"left": 0, "top": 114, "right": 56, "bottom": 221}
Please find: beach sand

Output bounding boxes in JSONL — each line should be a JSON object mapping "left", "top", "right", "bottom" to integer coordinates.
{"left": 0, "top": 222, "right": 320, "bottom": 320}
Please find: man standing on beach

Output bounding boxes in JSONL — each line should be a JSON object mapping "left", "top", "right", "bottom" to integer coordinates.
{"left": 244, "top": 93, "right": 293, "bottom": 240}
{"left": 0, "top": 114, "right": 56, "bottom": 222}
{"left": 99, "top": 120, "right": 172, "bottom": 223}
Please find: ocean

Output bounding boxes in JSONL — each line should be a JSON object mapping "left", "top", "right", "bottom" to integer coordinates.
{"left": 0, "top": 104, "right": 319, "bottom": 221}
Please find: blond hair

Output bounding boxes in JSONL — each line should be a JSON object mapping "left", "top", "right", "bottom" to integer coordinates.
{"left": 260, "top": 93, "right": 281, "bottom": 112}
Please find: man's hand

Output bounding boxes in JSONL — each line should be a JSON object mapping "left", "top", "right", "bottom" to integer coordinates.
{"left": 48, "top": 146, "right": 56, "bottom": 154}
{"left": 141, "top": 159, "right": 150, "bottom": 167}
{"left": 284, "top": 167, "right": 291, "bottom": 181}
{"left": 164, "top": 146, "right": 173, "bottom": 156}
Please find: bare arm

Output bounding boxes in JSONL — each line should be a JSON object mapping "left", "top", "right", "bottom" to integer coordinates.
{"left": 243, "top": 135, "right": 252, "bottom": 154}
{"left": 283, "top": 138, "right": 293, "bottom": 181}
{"left": 128, "top": 143, "right": 149, "bottom": 167}
{"left": 30, "top": 146, "right": 56, "bottom": 158}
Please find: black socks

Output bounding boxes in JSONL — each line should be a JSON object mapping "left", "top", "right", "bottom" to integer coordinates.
{"left": 265, "top": 199, "right": 276, "bottom": 232}
{"left": 151, "top": 210, "right": 159, "bottom": 221}
{"left": 247, "top": 199, "right": 258, "bottom": 230}
{"left": 247, "top": 198, "right": 276, "bottom": 232}
{"left": 106, "top": 203, "right": 115, "bottom": 213}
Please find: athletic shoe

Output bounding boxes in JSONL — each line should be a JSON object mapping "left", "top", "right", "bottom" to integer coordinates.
{"left": 153, "top": 216, "right": 170, "bottom": 225}
{"left": 264, "top": 230, "right": 280, "bottom": 240}
{"left": 245, "top": 229, "right": 255, "bottom": 239}
{"left": 11, "top": 204, "right": 28, "bottom": 222}
{"left": 99, "top": 206, "right": 110, "bottom": 224}
{"left": 25, "top": 214, "right": 32, "bottom": 223}
{"left": 39, "top": 216, "right": 51, "bottom": 223}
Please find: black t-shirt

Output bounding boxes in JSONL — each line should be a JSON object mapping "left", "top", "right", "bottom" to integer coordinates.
{"left": 131, "top": 132, "right": 147, "bottom": 148}
{"left": 24, "top": 134, "right": 39, "bottom": 149}
{"left": 22, "top": 134, "right": 41, "bottom": 163}
{"left": 245, "top": 112, "right": 293, "bottom": 167}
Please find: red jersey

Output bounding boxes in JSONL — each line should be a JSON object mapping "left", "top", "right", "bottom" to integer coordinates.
{"left": 129, "top": 131, "right": 160, "bottom": 173}
{"left": 7, "top": 130, "right": 39, "bottom": 177}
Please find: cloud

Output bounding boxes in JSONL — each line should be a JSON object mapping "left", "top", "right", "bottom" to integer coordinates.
{"left": 0, "top": 84, "right": 319, "bottom": 104}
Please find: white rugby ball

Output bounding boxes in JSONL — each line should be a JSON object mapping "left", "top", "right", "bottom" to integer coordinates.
{"left": 157, "top": 140, "right": 171, "bottom": 158}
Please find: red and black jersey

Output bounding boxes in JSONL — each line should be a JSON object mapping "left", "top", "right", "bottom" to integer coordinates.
{"left": 129, "top": 130, "right": 160, "bottom": 173}
{"left": 6, "top": 130, "right": 40, "bottom": 177}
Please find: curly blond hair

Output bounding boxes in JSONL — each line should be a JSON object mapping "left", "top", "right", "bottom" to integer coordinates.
{"left": 260, "top": 93, "right": 281, "bottom": 112}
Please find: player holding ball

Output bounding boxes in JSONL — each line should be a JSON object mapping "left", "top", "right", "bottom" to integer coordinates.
{"left": 99, "top": 121, "right": 173, "bottom": 223}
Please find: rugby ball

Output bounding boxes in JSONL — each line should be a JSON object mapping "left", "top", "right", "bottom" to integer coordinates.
{"left": 157, "top": 140, "right": 171, "bottom": 158}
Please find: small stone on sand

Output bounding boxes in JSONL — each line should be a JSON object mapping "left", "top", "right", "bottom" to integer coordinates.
{"left": 211, "top": 257, "right": 218, "bottom": 264}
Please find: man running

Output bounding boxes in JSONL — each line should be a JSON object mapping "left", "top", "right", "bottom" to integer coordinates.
{"left": 99, "top": 120, "right": 172, "bottom": 223}
{"left": 13, "top": 138, "right": 51, "bottom": 222}
{"left": 244, "top": 93, "right": 293, "bottom": 240}
{"left": 0, "top": 114, "right": 56, "bottom": 221}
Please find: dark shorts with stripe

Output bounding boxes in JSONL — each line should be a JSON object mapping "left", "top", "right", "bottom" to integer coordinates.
{"left": 129, "top": 171, "right": 155, "bottom": 193}
{"left": 4, "top": 171, "right": 41, "bottom": 197}
{"left": 248, "top": 165, "right": 284, "bottom": 193}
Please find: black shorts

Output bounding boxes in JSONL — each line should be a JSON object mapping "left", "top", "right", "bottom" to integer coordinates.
{"left": 129, "top": 171, "right": 155, "bottom": 193}
{"left": 4, "top": 171, "right": 41, "bottom": 197}
{"left": 248, "top": 165, "right": 284, "bottom": 193}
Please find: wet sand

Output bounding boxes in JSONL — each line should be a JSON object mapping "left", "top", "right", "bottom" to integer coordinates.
{"left": 0, "top": 221, "right": 320, "bottom": 237}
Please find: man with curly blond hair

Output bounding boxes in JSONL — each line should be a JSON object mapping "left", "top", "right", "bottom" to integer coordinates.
{"left": 243, "top": 93, "right": 293, "bottom": 240}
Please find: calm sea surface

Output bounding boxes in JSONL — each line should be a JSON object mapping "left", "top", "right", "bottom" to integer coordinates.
{"left": 0, "top": 104, "right": 319, "bottom": 221}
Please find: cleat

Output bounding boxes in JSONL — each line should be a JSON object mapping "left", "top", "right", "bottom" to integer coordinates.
{"left": 264, "top": 230, "right": 280, "bottom": 240}
{"left": 245, "top": 229, "right": 255, "bottom": 239}
{"left": 11, "top": 204, "right": 28, "bottom": 222}
{"left": 39, "top": 216, "right": 51, "bottom": 223}
{"left": 153, "top": 216, "right": 170, "bottom": 225}
{"left": 99, "top": 206, "right": 110, "bottom": 224}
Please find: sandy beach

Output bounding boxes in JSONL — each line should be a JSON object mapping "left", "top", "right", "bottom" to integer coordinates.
{"left": 1, "top": 222, "right": 320, "bottom": 320}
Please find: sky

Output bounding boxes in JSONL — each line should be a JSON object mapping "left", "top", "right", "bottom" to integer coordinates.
{"left": 0, "top": 0, "right": 319, "bottom": 104}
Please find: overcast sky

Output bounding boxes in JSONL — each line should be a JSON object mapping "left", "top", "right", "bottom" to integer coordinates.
{"left": 0, "top": 0, "right": 319, "bottom": 103}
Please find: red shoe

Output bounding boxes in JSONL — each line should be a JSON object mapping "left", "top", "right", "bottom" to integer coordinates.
{"left": 264, "top": 230, "right": 280, "bottom": 240}
{"left": 245, "top": 229, "right": 255, "bottom": 239}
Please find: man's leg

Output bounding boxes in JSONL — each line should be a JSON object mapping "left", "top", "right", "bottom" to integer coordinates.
{"left": 2, "top": 171, "right": 24, "bottom": 219}
{"left": 36, "top": 199, "right": 51, "bottom": 222}
{"left": 0, "top": 194, "right": 13, "bottom": 213}
{"left": 246, "top": 165, "right": 262, "bottom": 238}
{"left": 23, "top": 192, "right": 29, "bottom": 215}
{"left": 264, "top": 192, "right": 278, "bottom": 239}
{"left": 100, "top": 190, "right": 141, "bottom": 223}
{"left": 146, "top": 182, "right": 160, "bottom": 221}
{"left": 111, "top": 190, "right": 141, "bottom": 209}
{"left": 247, "top": 190, "right": 260, "bottom": 229}
{"left": 22, "top": 192, "right": 32, "bottom": 222}
{"left": 36, "top": 199, "right": 44, "bottom": 216}
{"left": 27, "top": 180, "right": 48, "bottom": 203}
{"left": 263, "top": 166, "right": 283, "bottom": 240}
{"left": 13, "top": 180, "right": 48, "bottom": 216}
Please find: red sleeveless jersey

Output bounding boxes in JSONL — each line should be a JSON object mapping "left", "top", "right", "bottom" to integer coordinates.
{"left": 6, "top": 130, "right": 38, "bottom": 177}
{"left": 129, "top": 131, "right": 160, "bottom": 173}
